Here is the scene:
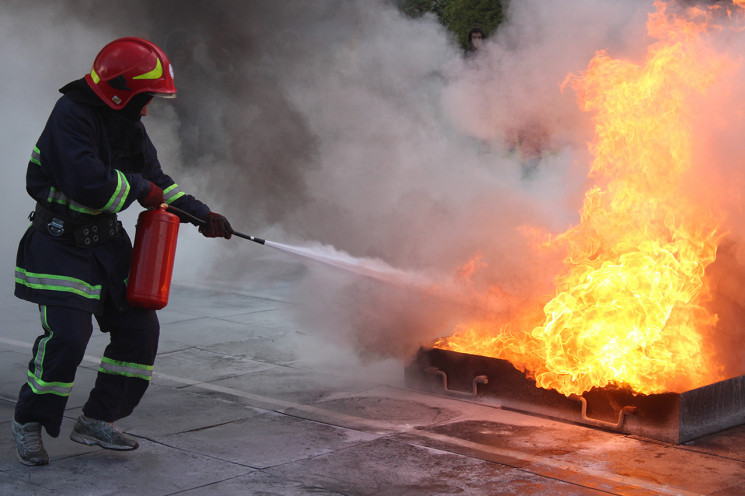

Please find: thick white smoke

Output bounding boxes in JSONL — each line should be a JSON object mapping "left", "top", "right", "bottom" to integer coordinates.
{"left": 265, "top": 0, "right": 656, "bottom": 364}
{"left": 6, "top": 1, "right": 744, "bottom": 381}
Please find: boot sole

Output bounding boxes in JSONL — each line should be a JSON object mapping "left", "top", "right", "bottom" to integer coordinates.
{"left": 15, "top": 450, "right": 49, "bottom": 466}
{"left": 70, "top": 430, "right": 138, "bottom": 451}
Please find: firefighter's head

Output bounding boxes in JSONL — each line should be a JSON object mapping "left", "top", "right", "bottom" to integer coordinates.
{"left": 85, "top": 37, "right": 177, "bottom": 111}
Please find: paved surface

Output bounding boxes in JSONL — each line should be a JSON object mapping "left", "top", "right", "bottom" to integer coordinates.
{"left": 1, "top": 272, "right": 745, "bottom": 495}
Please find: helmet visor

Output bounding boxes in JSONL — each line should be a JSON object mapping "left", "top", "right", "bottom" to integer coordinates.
{"left": 149, "top": 92, "right": 177, "bottom": 99}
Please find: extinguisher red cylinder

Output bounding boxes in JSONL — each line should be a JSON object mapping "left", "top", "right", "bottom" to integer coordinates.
{"left": 127, "top": 206, "right": 180, "bottom": 310}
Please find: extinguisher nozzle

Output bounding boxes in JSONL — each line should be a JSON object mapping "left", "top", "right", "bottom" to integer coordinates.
{"left": 234, "top": 231, "right": 265, "bottom": 244}
{"left": 163, "top": 205, "right": 267, "bottom": 246}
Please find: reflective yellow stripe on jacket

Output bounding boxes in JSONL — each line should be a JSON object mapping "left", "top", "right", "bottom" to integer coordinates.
{"left": 15, "top": 267, "right": 102, "bottom": 300}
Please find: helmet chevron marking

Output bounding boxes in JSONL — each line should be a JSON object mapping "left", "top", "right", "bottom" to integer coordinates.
{"left": 133, "top": 58, "right": 163, "bottom": 80}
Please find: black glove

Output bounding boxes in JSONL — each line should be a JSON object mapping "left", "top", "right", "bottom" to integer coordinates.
{"left": 199, "top": 212, "right": 233, "bottom": 239}
{"left": 137, "top": 182, "right": 164, "bottom": 209}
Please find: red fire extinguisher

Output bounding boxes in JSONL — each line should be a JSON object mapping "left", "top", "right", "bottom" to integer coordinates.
{"left": 127, "top": 205, "right": 180, "bottom": 309}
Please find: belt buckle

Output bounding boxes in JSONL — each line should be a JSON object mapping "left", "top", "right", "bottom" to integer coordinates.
{"left": 47, "top": 218, "right": 65, "bottom": 237}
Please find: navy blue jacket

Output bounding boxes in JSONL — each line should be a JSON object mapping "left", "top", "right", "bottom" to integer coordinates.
{"left": 15, "top": 79, "right": 210, "bottom": 314}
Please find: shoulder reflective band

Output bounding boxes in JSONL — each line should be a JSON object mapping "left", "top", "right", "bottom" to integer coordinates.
{"left": 163, "top": 183, "right": 185, "bottom": 204}
{"left": 98, "top": 357, "right": 153, "bottom": 381}
{"left": 15, "top": 268, "right": 102, "bottom": 300}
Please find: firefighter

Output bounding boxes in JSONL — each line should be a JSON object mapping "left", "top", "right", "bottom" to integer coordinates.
{"left": 11, "top": 37, "right": 233, "bottom": 466}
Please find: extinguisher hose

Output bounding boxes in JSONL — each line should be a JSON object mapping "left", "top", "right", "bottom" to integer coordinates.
{"left": 163, "top": 205, "right": 266, "bottom": 245}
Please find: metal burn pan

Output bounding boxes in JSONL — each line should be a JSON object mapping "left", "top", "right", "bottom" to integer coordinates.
{"left": 404, "top": 347, "right": 745, "bottom": 444}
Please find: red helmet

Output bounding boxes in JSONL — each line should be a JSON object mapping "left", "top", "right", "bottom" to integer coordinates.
{"left": 84, "top": 37, "right": 177, "bottom": 110}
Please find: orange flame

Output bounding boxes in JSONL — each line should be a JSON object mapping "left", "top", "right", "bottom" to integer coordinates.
{"left": 437, "top": 1, "right": 741, "bottom": 396}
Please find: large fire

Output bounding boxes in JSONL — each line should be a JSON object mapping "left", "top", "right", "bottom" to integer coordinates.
{"left": 436, "top": 1, "right": 744, "bottom": 397}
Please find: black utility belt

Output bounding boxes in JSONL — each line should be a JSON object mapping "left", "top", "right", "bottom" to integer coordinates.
{"left": 30, "top": 204, "right": 122, "bottom": 248}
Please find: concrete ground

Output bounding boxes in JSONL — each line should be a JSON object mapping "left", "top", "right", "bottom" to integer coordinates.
{"left": 1, "top": 270, "right": 745, "bottom": 495}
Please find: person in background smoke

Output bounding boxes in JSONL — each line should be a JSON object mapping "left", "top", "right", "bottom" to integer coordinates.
{"left": 466, "top": 26, "right": 486, "bottom": 56}
{"left": 10, "top": 37, "right": 233, "bottom": 466}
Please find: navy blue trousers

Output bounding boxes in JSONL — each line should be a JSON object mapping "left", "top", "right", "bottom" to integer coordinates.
{"left": 14, "top": 300, "right": 159, "bottom": 437}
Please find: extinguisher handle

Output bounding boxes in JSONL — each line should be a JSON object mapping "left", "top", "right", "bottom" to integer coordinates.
{"left": 164, "top": 205, "right": 266, "bottom": 245}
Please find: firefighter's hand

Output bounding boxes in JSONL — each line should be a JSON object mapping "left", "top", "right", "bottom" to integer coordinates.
{"left": 199, "top": 212, "right": 233, "bottom": 239}
{"left": 138, "top": 182, "right": 164, "bottom": 209}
